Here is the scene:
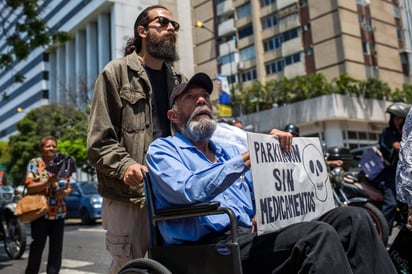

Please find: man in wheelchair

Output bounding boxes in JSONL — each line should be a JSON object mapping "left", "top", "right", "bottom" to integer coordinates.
{"left": 145, "top": 73, "right": 396, "bottom": 274}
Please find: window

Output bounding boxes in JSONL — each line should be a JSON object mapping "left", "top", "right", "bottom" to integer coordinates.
{"left": 266, "top": 59, "right": 284, "bottom": 74}
{"left": 393, "top": 6, "right": 400, "bottom": 18}
{"left": 241, "top": 68, "right": 257, "bottom": 82}
{"left": 263, "top": 28, "right": 299, "bottom": 52}
{"left": 261, "top": 13, "right": 278, "bottom": 30}
{"left": 238, "top": 24, "right": 253, "bottom": 39}
{"left": 305, "top": 47, "right": 313, "bottom": 56}
{"left": 218, "top": 52, "right": 236, "bottom": 65}
{"left": 362, "top": 42, "right": 368, "bottom": 53}
{"left": 240, "top": 46, "right": 256, "bottom": 61}
{"left": 265, "top": 53, "right": 301, "bottom": 75}
{"left": 260, "top": 0, "right": 276, "bottom": 8}
{"left": 237, "top": 3, "right": 251, "bottom": 19}
{"left": 397, "top": 28, "right": 403, "bottom": 41}
{"left": 264, "top": 36, "right": 282, "bottom": 51}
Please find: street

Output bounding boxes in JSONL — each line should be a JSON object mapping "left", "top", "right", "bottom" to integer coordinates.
{"left": 0, "top": 218, "right": 401, "bottom": 274}
{"left": 0, "top": 219, "right": 111, "bottom": 274}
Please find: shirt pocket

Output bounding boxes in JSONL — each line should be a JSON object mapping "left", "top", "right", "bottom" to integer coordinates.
{"left": 119, "top": 86, "right": 148, "bottom": 132}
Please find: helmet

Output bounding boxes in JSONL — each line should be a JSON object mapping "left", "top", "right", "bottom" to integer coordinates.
{"left": 386, "top": 102, "right": 411, "bottom": 118}
{"left": 284, "top": 123, "right": 300, "bottom": 137}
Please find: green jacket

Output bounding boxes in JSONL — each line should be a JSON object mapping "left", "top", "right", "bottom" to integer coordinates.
{"left": 87, "top": 51, "right": 185, "bottom": 206}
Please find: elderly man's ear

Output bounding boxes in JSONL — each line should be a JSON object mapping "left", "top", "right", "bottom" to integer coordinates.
{"left": 167, "top": 109, "right": 178, "bottom": 123}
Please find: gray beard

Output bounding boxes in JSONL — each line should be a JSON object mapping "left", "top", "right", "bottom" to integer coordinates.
{"left": 181, "top": 108, "right": 217, "bottom": 142}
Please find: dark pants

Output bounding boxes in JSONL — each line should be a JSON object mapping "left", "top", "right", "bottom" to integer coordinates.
{"left": 373, "top": 165, "right": 397, "bottom": 233}
{"left": 25, "top": 217, "right": 65, "bottom": 274}
{"left": 212, "top": 207, "right": 396, "bottom": 274}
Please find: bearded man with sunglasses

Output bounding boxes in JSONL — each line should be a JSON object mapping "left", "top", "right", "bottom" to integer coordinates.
{"left": 87, "top": 5, "right": 186, "bottom": 274}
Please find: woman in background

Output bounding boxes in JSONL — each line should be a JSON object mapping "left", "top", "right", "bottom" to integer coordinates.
{"left": 25, "top": 136, "right": 71, "bottom": 274}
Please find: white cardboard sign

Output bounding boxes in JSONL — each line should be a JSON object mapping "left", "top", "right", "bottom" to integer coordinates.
{"left": 247, "top": 132, "right": 335, "bottom": 236}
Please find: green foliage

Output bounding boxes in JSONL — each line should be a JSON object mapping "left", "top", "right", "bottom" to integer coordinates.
{"left": 0, "top": 0, "right": 69, "bottom": 82}
{"left": 0, "top": 142, "right": 9, "bottom": 167}
{"left": 4, "top": 104, "right": 89, "bottom": 186}
{"left": 234, "top": 73, "right": 412, "bottom": 115}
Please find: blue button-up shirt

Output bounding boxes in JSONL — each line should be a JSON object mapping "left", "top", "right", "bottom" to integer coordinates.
{"left": 146, "top": 132, "right": 254, "bottom": 245}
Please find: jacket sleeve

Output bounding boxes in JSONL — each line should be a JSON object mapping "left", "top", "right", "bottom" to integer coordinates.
{"left": 87, "top": 65, "right": 136, "bottom": 180}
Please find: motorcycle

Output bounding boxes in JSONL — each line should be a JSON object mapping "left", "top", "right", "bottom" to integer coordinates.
{"left": 342, "top": 168, "right": 408, "bottom": 229}
{"left": 0, "top": 185, "right": 27, "bottom": 259}
{"left": 329, "top": 167, "right": 390, "bottom": 246}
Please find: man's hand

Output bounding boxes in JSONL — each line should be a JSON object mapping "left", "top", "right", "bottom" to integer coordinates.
{"left": 269, "top": 129, "right": 294, "bottom": 151}
{"left": 251, "top": 216, "right": 257, "bottom": 232}
{"left": 123, "top": 163, "right": 148, "bottom": 186}
{"left": 327, "top": 160, "right": 343, "bottom": 168}
{"left": 242, "top": 152, "right": 251, "bottom": 167}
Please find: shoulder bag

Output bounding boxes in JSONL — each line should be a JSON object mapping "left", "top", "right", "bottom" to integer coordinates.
{"left": 15, "top": 191, "right": 48, "bottom": 223}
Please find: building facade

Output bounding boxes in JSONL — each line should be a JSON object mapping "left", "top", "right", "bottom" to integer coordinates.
{"left": 0, "top": 0, "right": 194, "bottom": 141}
{"left": 1, "top": 0, "right": 411, "bottom": 150}
{"left": 192, "top": 0, "right": 411, "bottom": 149}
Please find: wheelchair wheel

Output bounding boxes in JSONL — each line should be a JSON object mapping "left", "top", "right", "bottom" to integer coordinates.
{"left": 118, "top": 258, "right": 171, "bottom": 274}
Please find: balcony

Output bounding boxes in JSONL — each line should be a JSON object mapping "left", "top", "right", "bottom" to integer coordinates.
{"left": 216, "top": 0, "right": 234, "bottom": 17}
{"left": 218, "top": 18, "right": 236, "bottom": 37}
{"left": 219, "top": 40, "right": 236, "bottom": 56}
{"left": 277, "top": 0, "right": 298, "bottom": 11}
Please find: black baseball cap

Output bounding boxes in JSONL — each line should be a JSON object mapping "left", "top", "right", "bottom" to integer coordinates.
{"left": 169, "top": 73, "right": 213, "bottom": 106}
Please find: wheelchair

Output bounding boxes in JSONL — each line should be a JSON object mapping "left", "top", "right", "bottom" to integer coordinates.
{"left": 118, "top": 174, "right": 243, "bottom": 274}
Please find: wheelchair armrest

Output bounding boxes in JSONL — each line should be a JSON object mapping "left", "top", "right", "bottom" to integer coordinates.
{"left": 152, "top": 204, "right": 239, "bottom": 244}
{"left": 155, "top": 201, "right": 221, "bottom": 217}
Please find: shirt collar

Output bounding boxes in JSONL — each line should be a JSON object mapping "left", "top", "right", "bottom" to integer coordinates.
{"left": 174, "top": 132, "right": 224, "bottom": 156}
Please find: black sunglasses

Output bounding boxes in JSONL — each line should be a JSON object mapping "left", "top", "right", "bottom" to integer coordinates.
{"left": 148, "top": 16, "right": 180, "bottom": 31}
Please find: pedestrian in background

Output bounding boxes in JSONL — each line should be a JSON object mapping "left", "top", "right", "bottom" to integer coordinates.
{"left": 396, "top": 106, "right": 412, "bottom": 230}
{"left": 25, "top": 136, "right": 72, "bottom": 274}
{"left": 377, "top": 102, "right": 410, "bottom": 232}
{"left": 87, "top": 5, "right": 186, "bottom": 274}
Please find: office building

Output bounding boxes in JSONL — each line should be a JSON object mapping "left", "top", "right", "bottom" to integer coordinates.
{"left": 192, "top": 0, "right": 411, "bottom": 148}
{"left": 0, "top": 0, "right": 193, "bottom": 141}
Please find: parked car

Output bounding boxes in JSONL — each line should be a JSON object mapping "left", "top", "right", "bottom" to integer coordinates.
{"left": 64, "top": 181, "right": 102, "bottom": 224}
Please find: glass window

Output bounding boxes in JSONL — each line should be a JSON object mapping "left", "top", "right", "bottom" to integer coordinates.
{"left": 260, "top": 0, "right": 276, "bottom": 8}
{"left": 393, "top": 6, "right": 400, "bottom": 18}
{"left": 397, "top": 28, "right": 403, "bottom": 41}
{"left": 348, "top": 131, "right": 357, "bottom": 139}
{"left": 237, "top": 3, "right": 251, "bottom": 19}
{"left": 261, "top": 13, "right": 278, "bottom": 30}
{"left": 238, "top": 24, "right": 254, "bottom": 39}
{"left": 263, "top": 28, "right": 298, "bottom": 53}
{"left": 241, "top": 68, "right": 257, "bottom": 82}
{"left": 240, "top": 46, "right": 256, "bottom": 61}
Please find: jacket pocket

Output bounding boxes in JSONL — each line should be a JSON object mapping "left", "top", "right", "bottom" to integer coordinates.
{"left": 119, "top": 86, "right": 147, "bottom": 132}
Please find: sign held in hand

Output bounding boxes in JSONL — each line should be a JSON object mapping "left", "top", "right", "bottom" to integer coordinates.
{"left": 247, "top": 132, "right": 335, "bottom": 236}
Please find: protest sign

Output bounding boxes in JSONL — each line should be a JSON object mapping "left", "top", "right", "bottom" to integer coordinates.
{"left": 247, "top": 132, "right": 335, "bottom": 236}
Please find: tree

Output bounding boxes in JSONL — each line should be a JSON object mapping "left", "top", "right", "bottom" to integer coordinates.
{"left": 0, "top": 0, "right": 69, "bottom": 82}
{"left": 5, "top": 104, "right": 89, "bottom": 185}
{"left": 0, "top": 141, "right": 9, "bottom": 164}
